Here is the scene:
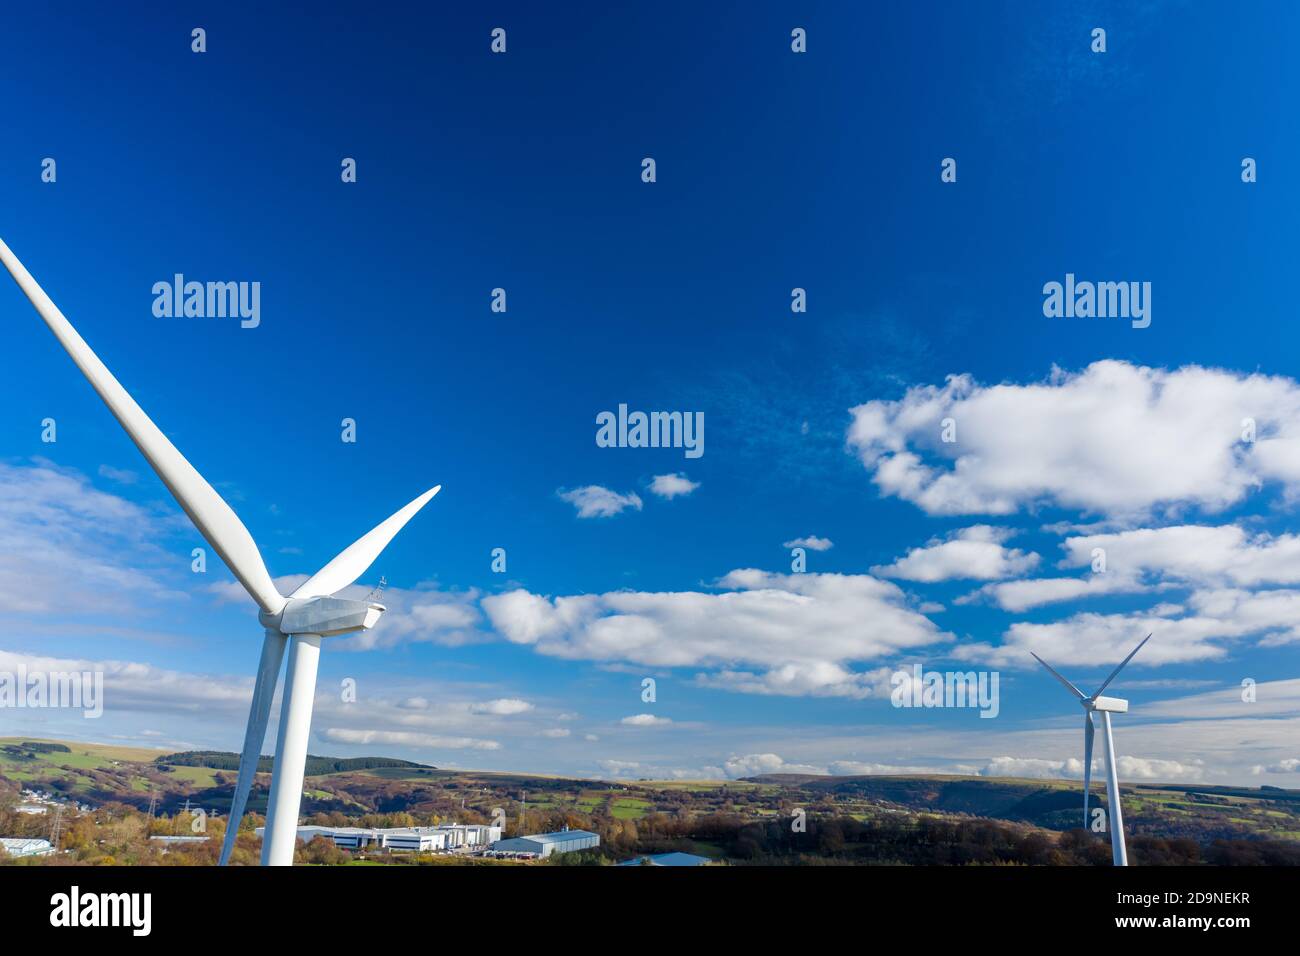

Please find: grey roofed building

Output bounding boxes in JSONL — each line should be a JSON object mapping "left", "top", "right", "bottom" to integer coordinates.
{"left": 489, "top": 828, "right": 600, "bottom": 858}
{"left": 617, "top": 852, "right": 712, "bottom": 866}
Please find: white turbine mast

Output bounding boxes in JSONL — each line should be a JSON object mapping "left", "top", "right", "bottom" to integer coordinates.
{"left": 1031, "top": 633, "right": 1151, "bottom": 866}
{"left": 0, "top": 238, "right": 440, "bottom": 866}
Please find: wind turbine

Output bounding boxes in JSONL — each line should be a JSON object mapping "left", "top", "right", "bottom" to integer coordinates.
{"left": 0, "top": 238, "right": 440, "bottom": 866}
{"left": 1031, "top": 633, "right": 1151, "bottom": 866}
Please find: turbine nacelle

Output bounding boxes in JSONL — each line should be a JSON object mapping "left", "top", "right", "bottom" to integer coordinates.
{"left": 262, "top": 596, "right": 386, "bottom": 637}
{"left": 1086, "top": 695, "right": 1128, "bottom": 714}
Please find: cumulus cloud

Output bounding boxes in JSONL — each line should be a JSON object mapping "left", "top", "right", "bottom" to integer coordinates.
{"left": 598, "top": 759, "right": 641, "bottom": 776}
{"left": 953, "top": 610, "right": 1210, "bottom": 671}
{"left": 1255, "top": 758, "right": 1300, "bottom": 774}
{"left": 648, "top": 473, "right": 700, "bottom": 499}
{"left": 961, "top": 523, "right": 1300, "bottom": 611}
{"left": 319, "top": 728, "right": 500, "bottom": 750}
{"left": 959, "top": 572, "right": 1149, "bottom": 611}
{"left": 847, "top": 361, "right": 1300, "bottom": 518}
{"left": 620, "top": 713, "right": 672, "bottom": 726}
{"left": 0, "top": 649, "right": 254, "bottom": 718}
{"left": 347, "top": 584, "right": 483, "bottom": 650}
{"left": 873, "top": 525, "right": 1038, "bottom": 582}
{"left": 782, "top": 535, "right": 834, "bottom": 551}
{"left": 557, "top": 485, "right": 643, "bottom": 518}
{"left": 468, "top": 698, "right": 534, "bottom": 716}
{"left": 1061, "top": 525, "right": 1300, "bottom": 588}
{"left": 481, "top": 571, "right": 949, "bottom": 698}
{"left": 952, "top": 581, "right": 1300, "bottom": 670}
{"left": 980, "top": 754, "right": 1204, "bottom": 782}
{"left": 697, "top": 664, "right": 898, "bottom": 699}
{"left": 723, "top": 753, "right": 824, "bottom": 779}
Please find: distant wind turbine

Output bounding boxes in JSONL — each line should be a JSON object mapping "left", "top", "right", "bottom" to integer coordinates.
{"left": 1031, "top": 633, "right": 1151, "bottom": 866}
{"left": 0, "top": 238, "right": 440, "bottom": 866}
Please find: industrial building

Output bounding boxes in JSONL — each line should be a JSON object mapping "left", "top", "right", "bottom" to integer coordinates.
{"left": 253, "top": 822, "right": 501, "bottom": 853}
{"left": 0, "top": 837, "right": 56, "bottom": 858}
{"left": 489, "top": 828, "right": 600, "bottom": 858}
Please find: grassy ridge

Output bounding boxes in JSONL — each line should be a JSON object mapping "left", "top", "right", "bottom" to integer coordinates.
{"left": 155, "top": 751, "right": 434, "bottom": 776}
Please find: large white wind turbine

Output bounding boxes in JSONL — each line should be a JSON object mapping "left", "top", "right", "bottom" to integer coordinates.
{"left": 1031, "top": 633, "right": 1151, "bottom": 866}
{"left": 0, "top": 238, "right": 439, "bottom": 866}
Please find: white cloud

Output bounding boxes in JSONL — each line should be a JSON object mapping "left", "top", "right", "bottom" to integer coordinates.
{"left": 697, "top": 664, "right": 897, "bottom": 699}
{"left": 1143, "top": 679, "right": 1300, "bottom": 720}
{"left": 953, "top": 607, "right": 1221, "bottom": 671}
{"left": 648, "top": 473, "right": 700, "bottom": 499}
{"left": 0, "top": 648, "right": 252, "bottom": 718}
{"left": 847, "top": 361, "right": 1300, "bottom": 517}
{"left": 961, "top": 523, "right": 1300, "bottom": 611}
{"left": 980, "top": 756, "right": 1085, "bottom": 779}
{"left": 1117, "top": 756, "right": 1206, "bottom": 780}
{"left": 0, "top": 460, "right": 188, "bottom": 616}
{"left": 319, "top": 728, "right": 500, "bottom": 750}
{"left": 481, "top": 571, "right": 949, "bottom": 698}
{"left": 540, "top": 728, "right": 571, "bottom": 738}
{"left": 782, "top": 535, "right": 834, "bottom": 551}
{"left": 1256, "top": 758, "right": 1300, "bottom": 774}
{"left": 872, "top": 525, "right": 1038, "bottom": 582}
{"left": 960, "top": 573, "right": 1148, "bottom": 611}
{"left": 598, "top": 759, "right": 641, "bottom": 776}
{"left": 722, "top": 753, "right": 824, "bottom": 779}
{"left": 344, "top": 584, "right": 483, "bottom": 650}
{"left": 952, "top": 580, "right": 1300, "bottom": 671}
{"left": 557, "top": 485, "right": 643, "bottom": 518}
{"left": 978, "top": 754, "right": 1204, "bottom": 782}
{"left": 469, "top": 698, "right": 534, "bottom": 716}
{"left": 1062, "top": 524, "right": 1300, "bottom": 587}
{"left": 620, "top": 713, "right": 672, "bottom": 727}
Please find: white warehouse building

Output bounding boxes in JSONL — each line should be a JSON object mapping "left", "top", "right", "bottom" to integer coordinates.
{"left": 489, "top": 829, "right": 600, "bottom": 858}
{"left": 0, "top": 837, "right": 56, "bottom": 858}
{"left": 255, "top": 823, "right": 501, "bottom": 853}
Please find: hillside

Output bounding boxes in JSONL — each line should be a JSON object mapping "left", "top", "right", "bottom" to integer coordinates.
{"left": 3, "top": 736, "right": 1299, "bottom": 863}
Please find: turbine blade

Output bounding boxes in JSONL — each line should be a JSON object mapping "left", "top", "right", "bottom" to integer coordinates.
{"left": 291, "top": 486, "right": 441, "bottom": 600}
{"left": 1093, "top": 633, "right": 1152, "bottom": 698}
{"left": 1030, "top": 652, "right": 1087, "bottom": 700}
{"left": 1083, "top": 711, "right": 1095, "bottom": 830}
{"left": 0, "top": 239, "right": 285, "bottom": 615}
{"left": 219, "top": 630, "right": 287, "bottom": 866}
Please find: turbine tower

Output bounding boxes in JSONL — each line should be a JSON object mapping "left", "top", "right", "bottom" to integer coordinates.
{"left": 0, "top": 238, "right": 440, "bottom": 866}
{"left": 1031, "top": 633, "right": 1151, "bottom": 866}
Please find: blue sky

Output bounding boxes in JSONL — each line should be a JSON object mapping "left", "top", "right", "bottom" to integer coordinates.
{"left": 2, "top": 2, "right": 1299, "bottom": 785}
